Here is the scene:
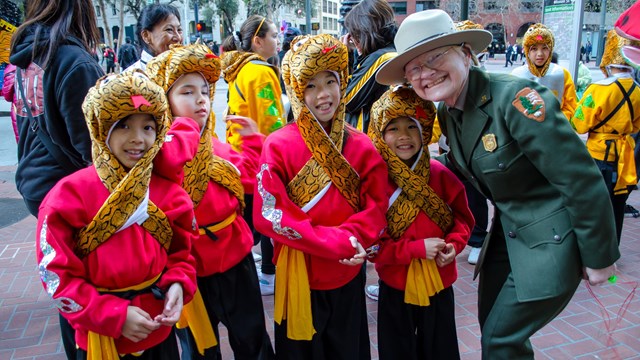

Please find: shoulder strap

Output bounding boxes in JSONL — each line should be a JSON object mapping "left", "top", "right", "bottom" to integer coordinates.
{"left": 590, "top": 79, "right": 637, "bottom": 132}
{"left": 16, "top": 68, "right": 83, "bottom": 172}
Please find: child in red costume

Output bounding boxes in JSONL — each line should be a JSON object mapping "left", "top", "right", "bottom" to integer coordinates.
{"left": 368, "top": 86, "right": 474, "bottom": 360}
{"left": 253, "top": 34, "right": 388, "bottom": 359}
{"left": 35, "top": 70, "right": 197, "bottom": 359}
{"left": 145, "top": 43, "right": 273, "bottom": 359}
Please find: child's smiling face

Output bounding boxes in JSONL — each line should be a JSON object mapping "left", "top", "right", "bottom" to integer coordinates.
{"left": 383, "top": 116, "right": 422, "bottom": 166}
{"left": 108, "top": 113, "right": 157, "bottom": 169}
{"left": 304, "top": 71, "right": 341, "bottom": 128}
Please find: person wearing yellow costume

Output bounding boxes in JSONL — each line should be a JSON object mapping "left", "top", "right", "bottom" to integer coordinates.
{"left": 253, "top": 34, "right": 388, "bottom": 359}
{"left": 222, "top": 15, "right": 284, "bottom": 151}
{"left": 570, "top": 30, "right": 640, "bottom": 244}
{"left": 35, "top": 70, "right": 198, "bottom": 359}
{"left": 368, "top": 86, "right": 474, "bottom": 360}
{"left": 511, "top": 23, "right": 578, "bottom": 120}
{"left": 221, "top": 15, "right": 285, "bottom": 294}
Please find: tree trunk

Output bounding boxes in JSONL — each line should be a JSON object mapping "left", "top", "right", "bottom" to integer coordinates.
{"left": 97, "top": 0, "right": 112, "bottom": 48}
{"left": 117, "top": 0, "right": 125, "bottom": 71}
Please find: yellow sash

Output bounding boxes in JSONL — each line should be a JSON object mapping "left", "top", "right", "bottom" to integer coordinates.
{"left": 198, "top": 212, "right": 238, "bottom": 236}
{"left": 591, "top": 132, "right": 637, "bottom": 194}
{"left": 404, "top": 259, "right": 445, "bottom": 306}
{"left": 88, "top": 273, "right": 162, "bottom": 359}
{"left": 274, "top": 246, "right": 316, "bottom": 340}
{"left": 176, "top": 288, "right": 218, "bottom": 354}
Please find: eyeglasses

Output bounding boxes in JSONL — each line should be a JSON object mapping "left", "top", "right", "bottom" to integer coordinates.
{"left": 404, "top": 44, "right": 463, "bottom": 82}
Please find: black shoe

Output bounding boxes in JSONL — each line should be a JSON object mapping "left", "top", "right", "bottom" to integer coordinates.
{"left": 624, "top": 204, "right": 640, "bottom": 218}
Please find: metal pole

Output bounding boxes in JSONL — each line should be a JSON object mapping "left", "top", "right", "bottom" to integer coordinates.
{"left": 183, "top": 0, "right": 190, "bottom": 45}
{"left": 597, "top": 0, "right": 607, "bottom": 64}
{"left": 460, "top": 0, "right": 469, "bottom": 21}
{"left": 569, "top": 0, "right": 585, "bottom": 82}
{"left": 306, "top": 0, "right": 312, "bottom": 34}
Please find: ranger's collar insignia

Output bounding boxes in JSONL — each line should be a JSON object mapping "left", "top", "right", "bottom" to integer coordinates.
{"left": 512, "top": 87, "right": 545, "bottom": 122}
{"left": 482, "top": 134, "right": 497, "bottom": 152}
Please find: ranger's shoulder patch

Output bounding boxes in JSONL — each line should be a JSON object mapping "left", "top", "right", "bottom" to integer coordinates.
{"left": 512, "top": 87, "right": 545, "bottom": 122}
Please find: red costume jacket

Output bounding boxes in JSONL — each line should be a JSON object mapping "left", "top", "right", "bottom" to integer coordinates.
{"left": 193, "top": 134, "right": 264, "bottom": 276}
{"left": 372, "top": 160, "right": 474, "bottom": 291}
{"left": 253, "top": 123, "right": 388, "bottom": 290}
{"left": 36, "top": 167, "right": 197, "bottom": 354}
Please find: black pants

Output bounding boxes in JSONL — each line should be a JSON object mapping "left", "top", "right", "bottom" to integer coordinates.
{"left": 275, "top": 271, "right": 371, "bottom": 360}
{"left": 463, "top": 180, "right": 488, "bottom": 248}
{"left": 187, "top": 254, "right": 274, "bottom": 360}
{"left": 76, "top": 327, "right": 179, "bottom": 360}
{"left": 244, "top": 194, "right": 275, "bottom": 274}
{"left": 377, "top": 283, "right": 459, "bottom": 360}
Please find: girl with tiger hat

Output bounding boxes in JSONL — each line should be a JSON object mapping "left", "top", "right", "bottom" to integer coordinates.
{"left": 570, "top": 29, "right": 640, "bottom": 242}
{"left": 368, "top": 86, "right": 474, "bottom": 360}
{"left": 511, "top": 23, "right": 578, "bottom": 121}
{"left": 35, "top": 70, "right": 198, "bottom": 359}
{"left": 145, "top": 43, "right": 274, "bottom": 360}
{"left": 252, "top": 34, "right": 388, "bottom": 359}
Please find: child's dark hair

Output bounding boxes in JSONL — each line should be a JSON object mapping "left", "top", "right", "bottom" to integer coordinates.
{"left": 222, "top": 15, "right": 274, "bottom": 53}
{"left": 136, "top": 3, "right": 181, "bottom": 56}
{"left": 343, "top": 0, "right": 397, "bottom": 57}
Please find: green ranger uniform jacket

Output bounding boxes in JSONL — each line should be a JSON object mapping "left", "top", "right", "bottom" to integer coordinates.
{"left": 437, "top": 66, "right": 620, "bottom": 302}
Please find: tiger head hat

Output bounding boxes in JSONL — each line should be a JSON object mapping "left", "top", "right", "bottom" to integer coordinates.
{"left": 281, "top": 33, "right": 349, "bottom": 127}
{"left": 83, "top": 69, "right": 169, "bottom": 185}
{"left": 600, "top": 29, "right": 640, "bottom": 75}
{"left": 281, "top": 34, "right": 361, "bottom": 211}
{"left": 145, "top": 43, "right": 244, "bottom": 209}
{"left": 78, "top": 70, "right": 172, "bottom": 256}
{"left": 523, "top": 23, "right": 555, "bottom": 77}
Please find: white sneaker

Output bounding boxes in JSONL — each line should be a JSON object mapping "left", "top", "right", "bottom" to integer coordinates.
{"left": 258, "top": 273, "right": 275, "bottom": 296}
{"left": 252, "top": 251, "right": 262, "bottom": 262}
{"left": 468, "top": 247, "right": 481, "bottom": 265}
{"left": 365, "top": 285, "right": 379, "bottom": 301}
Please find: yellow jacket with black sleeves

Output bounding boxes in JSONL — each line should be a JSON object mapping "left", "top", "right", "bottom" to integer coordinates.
{"left": 571, "top": 74, "right": 640, "bottom": 194}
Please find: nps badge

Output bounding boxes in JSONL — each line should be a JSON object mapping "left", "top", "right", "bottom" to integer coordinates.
{"left": 482, "top": 134, "right": 497, "bottom": 152}
{"left": 512, "top": 87, "right": 545, "bottom": 122}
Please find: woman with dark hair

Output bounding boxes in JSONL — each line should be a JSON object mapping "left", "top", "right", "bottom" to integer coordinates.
{"left": 221, "top": 15, "right": 284, "bottom": 297}
{"left": 342, "top": 0, "right": 397, "bottom": 133}
{"left": 129, "top": 3, "right": 182, "bottom": 71}
{"left": 9, "top": 0, "right": 104, "bottom": 358}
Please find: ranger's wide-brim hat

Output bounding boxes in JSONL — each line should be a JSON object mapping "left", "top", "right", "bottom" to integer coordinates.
{"left": 376, "top": 9, "right": 492, "bottom": 85}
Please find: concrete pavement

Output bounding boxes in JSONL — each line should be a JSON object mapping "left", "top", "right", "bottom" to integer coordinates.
{"left": 1, "top": 60, "right": 639, "bottom": 359}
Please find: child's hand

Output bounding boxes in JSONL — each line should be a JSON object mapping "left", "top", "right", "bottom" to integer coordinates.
{"left": 153, "top": 283, "right": 183, "bottom": 326}
{"left": 339, "top": 236, "right": 367, "bottom": 266}
{"left": 226, "top": 115, "right": 258, "bottom": 136}
{"left": 122, "top": 306, "right": 160, "bottom": 343}
{"left": 436, "top": 243, "right": 456, "bottom": 267}
{"left": 423, "top": 238, "right": 446, "bottom": 260}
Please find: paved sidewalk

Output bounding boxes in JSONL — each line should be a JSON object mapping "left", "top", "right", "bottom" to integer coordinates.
{"left": 1, "top": 163, "right": 639, "bottom": 359}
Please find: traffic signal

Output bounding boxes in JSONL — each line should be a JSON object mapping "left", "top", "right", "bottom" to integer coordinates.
{"left": 196, "top": 22, "right": 206, "bottom": 33}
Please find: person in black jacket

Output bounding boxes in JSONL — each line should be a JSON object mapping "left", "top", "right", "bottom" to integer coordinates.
{"left": 342, "top": 0, "right": 397, "bottom": 134}
{"left": 9, "top": 1, "right": 104, "bottom": 357}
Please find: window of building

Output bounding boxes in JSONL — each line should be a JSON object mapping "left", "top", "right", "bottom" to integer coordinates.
{"left": 484, "top": 0, "right": 503, "bottom": 12}
{"left": 95, "top": 6, "right": 101, "bottom": 17}
{"left": 112, "top": 4, "right": 117, "bottom": 16}
{"left": 389, "top": 1, "right": 408, "bottom": 15}
{"left": 519, "top": 0, "right": 541, "bottom": 13}
{"left": 323, "top": 0, "right": 328, "bottom": 13}
{"left": 416, "top": 0, "right": 439, "bottom": 11}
